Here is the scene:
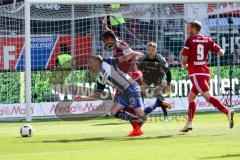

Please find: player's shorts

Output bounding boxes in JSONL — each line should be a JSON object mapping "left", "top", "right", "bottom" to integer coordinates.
{"left": 142, "top": 71, "right": 164, "bottom": 86}
{"left": 116, "top": 85, "right": 144, "bottom": 109}
{"left": 114, "top": 70, "right": 143, "bottom": 101}
{"left": 143, "top": 76, "right": 163, "bottom": 86}
{"left": 190, "top": 74, "right": 210, "bottom": 95}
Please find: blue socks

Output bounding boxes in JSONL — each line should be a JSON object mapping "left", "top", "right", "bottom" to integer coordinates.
{"left": 144, "top": 101, "right": 159, "bottom": 115}
{"left": 115, "top": 110, "right": 139, "bottom": 121}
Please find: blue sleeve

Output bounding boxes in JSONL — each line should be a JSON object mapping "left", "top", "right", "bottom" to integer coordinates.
{"left": 102, "top": 57, "right": 119, "bottom": 65}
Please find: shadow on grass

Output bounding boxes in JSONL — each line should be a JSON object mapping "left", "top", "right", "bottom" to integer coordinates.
{"left": 92, "top": 122, "right": 128, "bottom": 126}
{"left": 200, "top": 153, "right": 240, "bottom": 159}
{"left": 41, "top": 135, "right": 173, "bottom": 143}
{"left": 177, "top": 133, "right": 225, "bottom": 138}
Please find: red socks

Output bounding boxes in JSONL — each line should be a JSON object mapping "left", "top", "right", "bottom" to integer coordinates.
{"left": 124, "top": 107, "right": 140, "bottom": 130}
{"left": 209, "top": 97, "right": 229, "bottom": 115}
{"left": 187, "top": 97, "right": 228, "bottom": 123}
{"left": 188, "top": 102, "right": 196, "bottom": 122}
{"left": 130, "top": 121, "right": 138, "bottom": 129}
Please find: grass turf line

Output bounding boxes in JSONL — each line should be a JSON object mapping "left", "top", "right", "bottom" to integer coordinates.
{"left": 0, "top": 113, "right": 239, "bottom": 160}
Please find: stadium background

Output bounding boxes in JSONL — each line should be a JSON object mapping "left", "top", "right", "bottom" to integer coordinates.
{"left": 0, "top": 1, "right": 240, "bottom": 120}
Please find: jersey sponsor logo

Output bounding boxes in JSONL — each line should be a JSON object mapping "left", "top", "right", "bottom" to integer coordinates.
{"left": 192, "top": 39, "right": 208, "bottom": 43}
{"left": 193, "top": 61, "right": 206, "bottom": 65}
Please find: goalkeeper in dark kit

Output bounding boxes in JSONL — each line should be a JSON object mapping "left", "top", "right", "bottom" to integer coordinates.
{"left": 138, "top": 42, "right": 172, "bottom": 122}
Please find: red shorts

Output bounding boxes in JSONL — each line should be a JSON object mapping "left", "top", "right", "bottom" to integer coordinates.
{"left": 190, "top": 74, "right": 210, "bottom": 95}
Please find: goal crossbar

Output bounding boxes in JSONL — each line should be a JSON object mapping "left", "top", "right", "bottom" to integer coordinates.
{"left": 27, "top": 0, "right": 240, "bottom": 4}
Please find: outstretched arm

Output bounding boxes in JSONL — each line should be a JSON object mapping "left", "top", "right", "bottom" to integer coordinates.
{"left": 75, "top": 78, "right": 107, "bottom": 101}
{"left": 75, "top": 92, "right": 102, "bottom": 101}
{"left": 102, "top": 16, "right": 111, "bottom": 31}
{"left": 118, "top": 51, "right": 144, "bottom": 63}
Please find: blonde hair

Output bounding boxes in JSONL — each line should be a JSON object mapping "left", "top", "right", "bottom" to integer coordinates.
{"left": 147, "top": 42, "right": 157, "bottom": 49}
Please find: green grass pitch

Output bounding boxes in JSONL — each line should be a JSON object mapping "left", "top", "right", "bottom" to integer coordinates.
{"left": 0, "top": 113, "right": 240, "bottom": 160}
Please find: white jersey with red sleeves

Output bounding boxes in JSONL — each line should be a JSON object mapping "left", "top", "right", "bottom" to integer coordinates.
{"left": 182, "top": 34, "right": 221, "bottom": 76}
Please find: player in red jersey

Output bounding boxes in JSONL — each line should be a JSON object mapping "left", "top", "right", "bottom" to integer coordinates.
{"left": 102, "top": 17, "right": 144, "bottom": 136}
{"left": 180, "top": 20, "right": 234, "bottom": 132}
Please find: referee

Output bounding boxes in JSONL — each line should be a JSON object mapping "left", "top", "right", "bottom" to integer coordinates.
{"left": 139, "top": 42, "right": 172, "bottom": 122}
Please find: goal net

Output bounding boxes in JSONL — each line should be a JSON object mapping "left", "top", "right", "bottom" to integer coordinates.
{"left": 0, "top": 1, "right": 240, "bottom": 121}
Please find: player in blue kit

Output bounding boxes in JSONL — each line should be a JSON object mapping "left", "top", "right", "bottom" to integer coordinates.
{"left": 75, "top": 53, "right": 166, "bottom": 134}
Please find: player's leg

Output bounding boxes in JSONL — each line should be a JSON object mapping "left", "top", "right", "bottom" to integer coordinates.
{"left": 124, "top": 107, "right": 138, "bottom": 125}
{"left": 154, "top": 84, "right": 172, "bottom": 109}
{"left": 124, "top": 107, "right": 143, "bottom": 136}
{"left": 187, "top": 91, "right": 197, "bottom": 123}
{"left": 180, "top": 77, "right": 199, "bottom": 133}
{"left": 128, "top": 88, "right": 148, "bottom": 136}
{"left": 134, "top": 108, "right": 148, "bottom": 120}
{"left": 127, "top": 70, "right": 145, "bottom": 131}
{"left": 180, "top": 91, "right": 197, "bottom": 133}
{"left": 125, "top": 70, "right": 144, "bottom": 128}
{"left": 129, "top": 88, "right": 148, "bottom": 121}
{"left": 202, "top": 91, "right": 228, "bottom": 114}
{"left": 126, "top": 83, "right": 147, "bottom": 136}
{"left": 115, "top": 87, "right": 146, "bottom": 136}
{"left": 115, "top": 89, "right": 140, "bottom": 131}
{"left": 143, "top": 86, "right": 172, "bottom": 117}
{"left": 143, "top": 97, "right": 169, "bottom": 114}
{"left": 154, "top": 85, "right": 169, "bottom": 122}
{"left": 143, "top": 97, "right": 172, "bottom": 115}
{"left": 142, "top": 83, "right": 159, "bottom": 115}
{"left": 194, "top": 75, "right": 234, "bottom": 128}
{"left": 201, "top": 91, "right": 234, "bottom": 128}
{"left": 110, "top": 102, "right": 144, "bottom": 123}
{"left": 129, "top": 104, "right": 147, "bottom": 137}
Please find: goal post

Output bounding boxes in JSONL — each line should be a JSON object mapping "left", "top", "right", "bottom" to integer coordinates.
{"left": 24, "top": 0, "right": 31, "bottom": 122}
